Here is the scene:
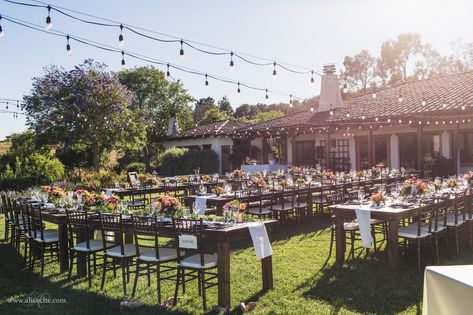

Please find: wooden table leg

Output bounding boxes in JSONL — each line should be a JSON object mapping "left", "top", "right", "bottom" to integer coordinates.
{"left": 261, "top": 256, "right": 273, "bottom": 290}
{"left": 58, "top": 223, "right": 69, "bottom": 273}
{"left": 387, "top": 219, "right": 399, "bottom": 271}
{"left": 125, "top": 232, "right": 133, "bottom": 244}
{"left": 76, "top": 229, "right": 87, "bottom": 276}
{"left": 217, "top": 241, "right": 231, "bottom": 308}
{"left": 216, "top": 205, "right": 224, "bottom": 216}
{"left": 334, "top": 214, "right": 345, "bottom": 265}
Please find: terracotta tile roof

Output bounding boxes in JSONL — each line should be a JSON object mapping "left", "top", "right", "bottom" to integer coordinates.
{"left": 168, "top": 119, "right": 251, "bottom": 140}
{"left": 242, "top": 110, "right": 320, "bottom": 134}
{"left": 327, "top": 70, "right": 473, "bottom": 123}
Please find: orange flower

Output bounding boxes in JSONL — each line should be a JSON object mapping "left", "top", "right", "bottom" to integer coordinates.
{"left": 238, "top": 203, "right": 247, "bottom": 211}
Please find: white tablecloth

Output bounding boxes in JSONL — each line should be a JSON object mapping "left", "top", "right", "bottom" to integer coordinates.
{"left": 194, "top": 195, "right": 216, "bottom": 215}
{"left": 355, "top": 206, "right": 372, "bottom": 248}
{"left": 240, "top": 164, "right": 288, "bottom": 174}
{"left": 423, "top": 265, "right": 473, "bottom": 315}
{"left": 247, "top": 222, "right": 272, "bottom": 260}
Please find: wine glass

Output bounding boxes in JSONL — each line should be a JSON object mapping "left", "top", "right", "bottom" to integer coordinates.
{"left": 199, "top": 184, "right": 207, "bottom": 195}
{"left": 357, "top": 191, "right": 365, "bottom": 205}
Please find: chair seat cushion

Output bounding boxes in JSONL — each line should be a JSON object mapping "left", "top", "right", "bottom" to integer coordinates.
{"left": 271, "top": 203, "right": 295, "bottom": 211}
{"left": 293, "top": 202, "right": 307, "bottom": 209}
{"left": 106, "top": 244, "right": 144, "bottom": 258}
{"left": 407, "top": 222, "right": 446, "bottom": 233}
{"left": 26, "top": 229, "right": 57, "bottom": 239}
{"left": 180, "top": 253, "right": 218, "bottom": 269}
{"left": 139, "top": 248, "right": 184, "bottom": 262}
{"left": 247, "top": 207, "right": 272, "bottom": 215}
{"left": 442, "top": 213, "right": 466, "bottom": 226}
{"left": 370, "top": 219, "right": 385, "bottom": 225}
{"left": 343, "top": 222, "right": 359, "bottom": 231}
{"left": 74, "top": 240, "right": 114, "bottom": 252}
{"left": 34, "top": 230, "right": 59, "bottom": 243}
{"left": 398, "top": 226, "right": 431, "bottom": 238}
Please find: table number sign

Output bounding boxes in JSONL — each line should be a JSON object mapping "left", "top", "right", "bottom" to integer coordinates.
{"left": 179, "top": 234, "right": 198, "bottom": 249}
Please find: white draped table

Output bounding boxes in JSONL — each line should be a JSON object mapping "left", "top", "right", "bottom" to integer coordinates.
{"left": 240, "top": 163, "right": 288, "bottom": 174}
{"left": 422, "top": 265, "right": 473, "bottom": 315}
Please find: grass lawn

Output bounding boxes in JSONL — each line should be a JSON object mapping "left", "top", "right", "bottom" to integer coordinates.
{"left": 1, "top": 214, "right": 472, "bottom": 315}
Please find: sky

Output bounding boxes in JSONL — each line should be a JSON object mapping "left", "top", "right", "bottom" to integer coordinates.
{"left": 1, "top": 0, "right": 472, "bottom": 140}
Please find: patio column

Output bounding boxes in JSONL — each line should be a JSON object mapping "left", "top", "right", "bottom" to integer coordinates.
{"left": 326, "top": 130, "right": 332, "bottom": 169}
{"left": 441, "top": 131, "right": 451, "bottom": 159}
{"left": 417, "top": 125, "right": 424, "bottom": 174}
{"left": 452, "top": 124, "right": 460, "bottom": 175}
{"left": 390, "top": 134, "right": 400, "bottom": 169}
{"left": 262, "top": 137, "right": 269, "bottom": 164}
{"left": 367, "top": 129, "right": 373, "bottom": 166}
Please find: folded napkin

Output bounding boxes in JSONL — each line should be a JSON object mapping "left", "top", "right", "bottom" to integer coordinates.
{"left": 194, "top": 195, "right": 215, "bottom": 215}
{"left": 247, "top": 222, "right": 272, "bottom": 260}
{"left": 355, "top": 206, "right": 373, "bottom": 248}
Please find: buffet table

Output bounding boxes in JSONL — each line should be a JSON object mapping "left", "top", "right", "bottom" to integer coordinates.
{"left": 240, "top": 163, "right": 288, "bottom": 174}
{"left": 422, "top": 265, "right": 473, "bottom": 315}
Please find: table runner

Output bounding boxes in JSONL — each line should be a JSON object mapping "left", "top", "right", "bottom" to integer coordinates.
{"left": 247, "top": 222, "right": 272, "bottom": 259}
{"left": 355, "top": 206, "right": 372, "bottom": 248}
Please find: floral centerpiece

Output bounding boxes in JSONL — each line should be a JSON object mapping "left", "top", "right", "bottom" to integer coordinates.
{"left": 41, "top": 185, "right": 66, "bottom": 205}
{"left": 144, "top": 176, "right": 160, "bottom": 187}
{"left": 289, "top": 166, "right": 302, "bottom": 174}
{"left": 463, "top": 172, "right": 473, "bottom": 187}
{"left": 201, "top": 175, "right": 211, "bottom": 182}
{"left": 340, "top": 172, "right": 352, "bottom": 182}
{"left": 244, "top": 156, "right": 257, "bottom": 165}
{"left": 356, "top": 170, "right": 365, "bottom": 178}
{"left": 370, "top": 193, "right": 386, "bottom": 207}
{"left": 232, "top": 169, "right": 246, "bottom": 179}
{"left": 399, "top": 178, "right": 429, "bottom": 197}
{"left": 224, "top": 199, "right": 247, "bottom": 223}
{"left": 250, "top": 177, "right": 267, "bottom": 188}
{"left": 212, "top": 186, "right": 225, "bottom": 196}
{"left": 295, "top": 177, "right": 306, "bottom": 185}
{"left": 371, "top": 166, "right": 381, "bottom": 178}
{"left": 278, "top": 179, "right": 287, "bottom": 187}
{"left": 153, "top": 194, "right": 182, "bottom": 217}
{"left": 178, "top": 176, "right": 189, "bottom": 183}
{"left": 447, "top": 178, "right": 460, "bottom": 189}
{"left": 105, "top": 195, "right": 119, "bottom": 212}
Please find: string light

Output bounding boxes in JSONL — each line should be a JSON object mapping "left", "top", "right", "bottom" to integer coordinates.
{"left": 361, "top": 115, "right": 365, "bottom": 120}
{"left": 462, "top": 105, "right": 466, "bottom": 110}
{"left": 343, "top": 83, "right": 348, "bottom": 94}
{"left": 118, "top": 24, "right": 124, "bottom": 47}
{"left": 229, "top": 52, "right": 234, "bottom": 71}
{"left": 237, "top": 82, "right": 241, "bottom": 93}
{"left": 205, "top": 74, "right": 209, "bottom": 86}
{"left": 66, "top": 34, "right": 72, "bottom": 55}
{"left": 421, "top": 93, "right": 426, "bottom": 106}
{"left": 310, "top": 70, "right": 315, "bottom": 84}
{"left": 442, "top": 98, "right": 447, "bottom": 108}
{"left": 289, "top": 94, "right": 293, "bottom": 107}
{"left": 121, "top": 50, "right": 126, "bottom": 69}
{"left": 398, "top": 89, "right": 403, "bottom": 103}
{"left": 0, "top": 15, "right": 3, "bottom": 38}
{"left": 45, "top": 5, "right": 52, "bottom": 30}
{"left": 272, "top": 62, "right": 277, "bottom": 79}
{"left": 166, "top": 63, "right": 170, "bottom": 77}
{"left": 310, "top": 106, "right": 314, "bottom": 112}
{"left": 372, "top": 83, "right": 377, "bottom": 99}
{"left": 179, "top": 39, "right": 184, "bottom": 59}
{"left": 265, "top": 89, "right": 269, "bottom": 99}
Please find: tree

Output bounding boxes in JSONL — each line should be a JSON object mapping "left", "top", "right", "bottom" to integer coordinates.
{"left": 378, "top": 33, "right": 422, "bottom": 84}
{"left": 218, "top": 96, "right": 234, "bottom": 116}
{"left": 23, "top": 59, "right": 143, "bottom": 171}
{"left": 193, "top": 97, "right": 216, "bottom": 123}
{"left": 252, "top": 110, "right": 285, "bottom": 123}
{"left": 118, "top": 66, "right": 194, "bottom": 171}
{"left": 233, "top": 104, "right": 261, "bottom": 119}
{"left": 200, "top": 108, "right": 227, "bottom": 124}
{"left": 341, "top": 50, "right": 377, "bottom": 94}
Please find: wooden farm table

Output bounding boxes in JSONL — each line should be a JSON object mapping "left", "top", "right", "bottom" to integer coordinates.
{"left": 329, "top": 203, "right": 420, "bottom": 271}
{"left": 40, "top": 210, "right": 277, "bottom": 307}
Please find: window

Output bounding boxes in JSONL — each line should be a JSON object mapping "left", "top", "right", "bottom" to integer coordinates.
{"left": 399, "top": 135, "right": 417, "bottom": 169}
{"left": 356, "top": 137, "right": 369, "bottom": 169}
{"left": 374, "top": 136, "right": 389, "bottom": 166}
{"left": 332, "top": 139, "right": 349, "bottom": 171}
{"left": 422, "top": 134, "right": 441, "bottom": 161}
{"left": 294, "top": 141, "right": 315, "bottom": 166}
{"left": 202, "top": 144, "right": 212, "bottom": 150}
{"left": 460, "top": 133, "right": 473, "bottom": 166}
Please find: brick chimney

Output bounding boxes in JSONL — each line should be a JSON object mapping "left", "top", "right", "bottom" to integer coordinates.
{"left": 167, "top": 113, "right": 180, "bottom": 136}
{"left": 318, "top": 63, "right": 343, "bottom": 112}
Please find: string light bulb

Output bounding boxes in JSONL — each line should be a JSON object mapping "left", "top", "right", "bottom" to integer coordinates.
{"left": 237, "top": 82, "right": 241, "bottom": 93}
{"left": 229, "top": 52, "right": 234, "bottom": 71}
{"left": 372, "top": 83, "right": 377, "bottom": 99}
{"left": 289, "top": 94, "right": 293, "bottom": 107}
{"left": 118, "top": 24, "right": 124, "bottom": 47}
{"left": 461, "top": 105, "right": 466, "bottom": 110}
{"left": 121, "top": 50, "right": 126, "bottom": 69}
{"left": 421, "top": 93, "right": 426, "bottom": 106}
{"left": 205, "top": 74, "right": 209, "bottom": 86}
{"left": 179, "top": 39, "right": 184, "bottom": 59}
{"left": 442, "top": 99, "right": 447, "bottom": 108}
{"left": 166, "top": 63, "right": 170, "bottom": 77}
{"left": 66, "top": 35, "right": 72, "bottom": 55}
{"left": 343, "top": 83, "right": 348, "bottom": 94}
{"left": 272, "top": 62, "right": 277, "bottom": 79}
{"left": 398, "top": 90, "right": 403, "bottom": 103}
{"left": 0, "top": 15, "right": 3, "bottom": 38}
{"left": 310, "top": 70, "right": 315, "bottom": 84}
{"left": 265, "top": 89, "right": 269, "bottom": 99}
{"left": 310, "top": 106, "right": 314, "bottom": 112}
{"left": 46, "top": 5, "right": 52, "bottom": 30}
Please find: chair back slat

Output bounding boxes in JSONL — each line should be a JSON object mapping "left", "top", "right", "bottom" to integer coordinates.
{"left": 131, "top": 215, "right": 159, "bottom": 258}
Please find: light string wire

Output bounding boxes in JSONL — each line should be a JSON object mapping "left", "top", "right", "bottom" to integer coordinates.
{"left": 3, "top": 0, "right": 320, "bottom": 77}
{"left": 1, "top": 14, "right": 308, "bottom": 100}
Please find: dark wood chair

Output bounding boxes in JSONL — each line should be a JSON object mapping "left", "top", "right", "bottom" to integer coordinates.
{"left": 172, "top": 218, "right": 218, "bottom": 311}
{"left": 130, "top": 215, "right": 181, "bottom": 304}
{"left": 30, "top": 207, "right": 59, "bottom": 276}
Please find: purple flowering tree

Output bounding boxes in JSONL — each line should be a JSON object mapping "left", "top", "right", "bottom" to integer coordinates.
{"left": 23, "top": 59, "right": 145, "bottom": 171}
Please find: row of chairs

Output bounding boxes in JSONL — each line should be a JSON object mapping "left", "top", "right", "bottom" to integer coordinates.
{"left": 0, "top": 193, "right": 219, "bottom": 310}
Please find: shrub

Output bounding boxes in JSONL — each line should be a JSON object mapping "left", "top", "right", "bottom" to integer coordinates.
{"left": 126, "top": 162, "right": 146, "bottom": 173}
{"left": 159, "top": 147, "right": 218, "bottom": 176}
